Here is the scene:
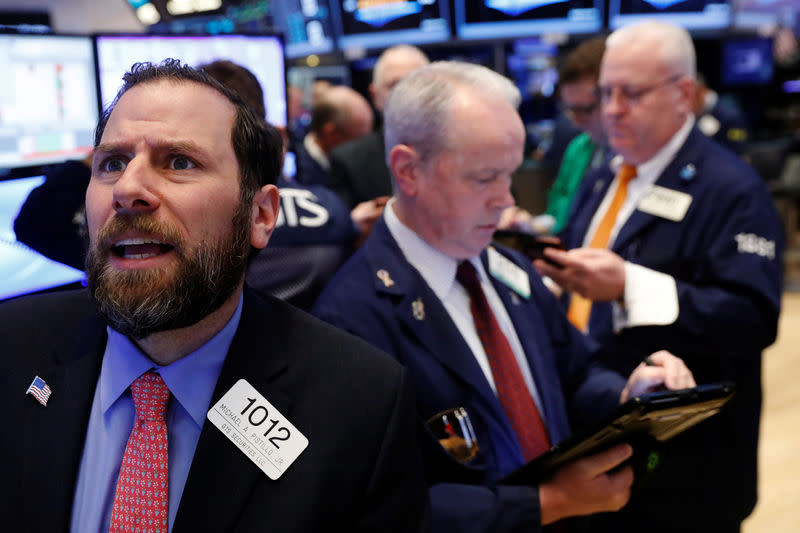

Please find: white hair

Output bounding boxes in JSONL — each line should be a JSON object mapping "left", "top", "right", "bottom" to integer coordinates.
{"left": 383, "top": 61, "right": 521, "bottom": 164}
{"left": 606, "top": 20, "right": 696, "bottom": 78}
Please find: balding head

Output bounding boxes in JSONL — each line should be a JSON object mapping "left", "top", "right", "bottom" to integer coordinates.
{"left": 600, "top": 21, "right": 697, "bottom": 164}
{"left": 310, "top": 85, "right": 374, "bottom": 154}
{"left": 370, "top": 45, "right": 430, "bottom": 112}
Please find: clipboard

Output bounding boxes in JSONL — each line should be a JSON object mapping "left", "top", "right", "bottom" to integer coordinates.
{"left": 501, "top": 382, "right": 736, "bottom": 485}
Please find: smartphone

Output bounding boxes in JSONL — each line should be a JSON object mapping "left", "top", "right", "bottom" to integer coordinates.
{"left": 493, "top": 230, "right": 566, "bottom": 268}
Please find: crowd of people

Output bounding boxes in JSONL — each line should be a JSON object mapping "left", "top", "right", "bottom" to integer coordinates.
{"left": 1, "top": 19, "right": 784, "bottom": 533}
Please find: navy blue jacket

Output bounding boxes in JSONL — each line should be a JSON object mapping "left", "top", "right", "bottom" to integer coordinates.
{"left": 314, "top": 217, "right": 626, "bottom": 532}
{"left": 562, "top": 126, "right": 784, "bottom": 531}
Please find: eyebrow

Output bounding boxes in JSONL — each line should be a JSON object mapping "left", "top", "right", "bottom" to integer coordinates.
{"left": 94, "top": 139, "right": 209, "bottom": 158}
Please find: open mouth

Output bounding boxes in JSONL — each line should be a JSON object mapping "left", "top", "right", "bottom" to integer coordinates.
{"left": 111, "top": 238, "right": 175, "bottom": 259}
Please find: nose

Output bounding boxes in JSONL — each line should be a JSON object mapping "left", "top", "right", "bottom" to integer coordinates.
{"left": 112, "top": 157, "right": 160, "bottom": 214}
{"left": 602, "top": 88, "right": 627, "bottom": 116}
{"left": 490, "top": 176, "right": 516, "bottom": 211}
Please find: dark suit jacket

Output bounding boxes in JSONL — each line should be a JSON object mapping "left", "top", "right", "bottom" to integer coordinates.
{"left": 562, "top": 127, "right": 784, "bottom": 532}
{"left": 328, "top": 132, "right": 393, "bottom": 209}
{"left": 293, "top": 139, "right": 330, "bottom": 187}
{"left": 0, "top": 288, "right": 429, "bottom": 532}
{"left": 313, "top": 217, "right": 627, "bottom": 532}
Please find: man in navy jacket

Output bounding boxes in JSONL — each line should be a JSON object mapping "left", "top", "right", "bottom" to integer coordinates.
{"left": 536, "top": 21, "right": 783, "bottom": 533}
{"left": 314, "top": 60, "right": 696, "bottom": 532}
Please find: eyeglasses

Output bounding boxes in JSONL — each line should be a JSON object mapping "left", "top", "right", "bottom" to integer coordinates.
{"left": 560, "top": 99, "right": 600, "bottom": 118}
{"left": 598, "top": 74, "right": 683, "bottom": 107}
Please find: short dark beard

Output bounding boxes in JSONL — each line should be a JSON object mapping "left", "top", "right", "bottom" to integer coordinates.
{"left": 86, "top": 203, "right": 252, "bottom": 339}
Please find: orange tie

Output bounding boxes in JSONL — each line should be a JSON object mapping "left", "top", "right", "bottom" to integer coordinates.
{"left": 567, "top": 163, "right": 637, "bottom": 331}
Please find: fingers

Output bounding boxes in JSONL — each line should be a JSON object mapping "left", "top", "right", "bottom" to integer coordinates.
{"left": 650, "top": 350, "right": 696, "bottom": 390}
{"left": 579, "top": 443, "right": 633, "bottom": 477}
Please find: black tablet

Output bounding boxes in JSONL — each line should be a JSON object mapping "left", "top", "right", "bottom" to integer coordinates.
{"left": 501, "top": 382, "right": 736, "bottom": 485}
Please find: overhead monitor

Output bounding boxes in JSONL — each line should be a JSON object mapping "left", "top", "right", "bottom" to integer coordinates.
{"left": 331, "top": 0, "right": 451, "bottom": 51}
{"left": 609, "top": 0, "right": 732, "bottom": 31}
{"left": 731, "top": 0, "right": 797, "bottom": 31}
{"left": 0, "top": 33, "right": 99, "bottom": 172}
{"left": 147, "top": 0, "right": 339, "bottom": 59}
{"left": 721, "top": 37, "right": 774, "bottom": 86}
{"left": 95, "top": 33, "right": 287, "bottom": 128}
{"left": 454, "top": 0, "right": 604, "bottom": 40}
{"left": 0, "top": 175, "right": 85, "bottom": 301}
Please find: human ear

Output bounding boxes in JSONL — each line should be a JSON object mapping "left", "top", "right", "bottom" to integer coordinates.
{"left": 250, "top": 184, "right": 280, "bottom": 249}
{"left": 389, "top": 144, "right": 420, "bottom": 197}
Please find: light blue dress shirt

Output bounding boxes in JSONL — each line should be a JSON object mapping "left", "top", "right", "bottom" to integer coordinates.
{"left": 70, "top": 296, "right": 243, "bottom": 533}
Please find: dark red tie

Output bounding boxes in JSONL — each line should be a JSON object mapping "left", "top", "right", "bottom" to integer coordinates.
{"left": 456, "top": 260, "right": 551, "bottom": 461}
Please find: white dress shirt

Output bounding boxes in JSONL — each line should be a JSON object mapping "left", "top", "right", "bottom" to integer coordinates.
{"left": 583, "top": 116, "right": 695, "bottom": 331}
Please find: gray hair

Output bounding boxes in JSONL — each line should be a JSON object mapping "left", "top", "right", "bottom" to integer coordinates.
{"left": 606, "top": 20, "right": 696, "bottom": 79}
{"left": 384, "top": 61, "right": 521, "bottom": 164}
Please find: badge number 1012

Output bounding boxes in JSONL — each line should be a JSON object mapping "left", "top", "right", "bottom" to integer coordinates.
{"left": 207, "top": 379, "right": 309, "bottom": 480}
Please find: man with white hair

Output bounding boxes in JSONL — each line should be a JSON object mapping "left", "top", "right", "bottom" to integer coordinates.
{"left": 536, "top": 21, "right": 783, "bottom": 532}
{"left": 315, "top": 60, "right": 696, "bottom": 532}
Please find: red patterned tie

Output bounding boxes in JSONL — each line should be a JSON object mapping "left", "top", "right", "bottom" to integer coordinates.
{"left": 456, "top": 261, "right": 551, "bottom": 461}
{"left": 110, "top": 371, "right": 170, "bottom": 533}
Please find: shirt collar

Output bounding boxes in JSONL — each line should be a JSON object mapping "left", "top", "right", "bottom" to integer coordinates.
{"left": 99, "top": 295, "right": 244, "bottom": 429}
{"left": 384, "top": 199, "right": 486, "bottom": 299}
{"left": 303, "top": 133, "right": 330, "bottom": 171}
{"left": 610, "top": 115, "right": 695, "bottom": 185}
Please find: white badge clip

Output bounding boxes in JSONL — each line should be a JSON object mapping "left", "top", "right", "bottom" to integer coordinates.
{"left": 487, "top": 247, "right": 530, "bottom": 299}
{"left": 637, "top": 185, "right": 693, "bottom": 222}
{"left": 207, "top": 379, "right": 308, "bottom": 480}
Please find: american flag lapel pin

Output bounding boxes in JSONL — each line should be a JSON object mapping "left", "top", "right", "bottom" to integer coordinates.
{"left": 26, "top": 376, "right": 52, "bottom": 406}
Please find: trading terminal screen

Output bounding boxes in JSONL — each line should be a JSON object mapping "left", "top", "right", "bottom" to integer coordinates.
{"left": 0, "top": 34, "right": 98, "bottom": 171}
{"left": 332, "top": 0, "right": 451, "bottom": 50}
{"left": 609, "top": 0, "right": 731, "bottom": 31}
{"left": 95, "top": 33, "right": 287, "bottom": 127}
{"left": 454, "top": 0, "right": 603, "bottom": 40}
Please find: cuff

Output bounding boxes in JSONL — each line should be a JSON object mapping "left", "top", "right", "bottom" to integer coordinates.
{"left": 612, "top": 262, "right": 679, "bottom": 332}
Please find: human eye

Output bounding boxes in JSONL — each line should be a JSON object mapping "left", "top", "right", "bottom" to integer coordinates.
{"left": 98, "top": 156, "right": 127, "bottom": 173}
{"left": 168, "top": 155, "right": 196, "bottom": 170}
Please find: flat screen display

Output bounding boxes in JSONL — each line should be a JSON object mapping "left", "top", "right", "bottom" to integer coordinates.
{"left": 331, "top": 0, "right": 451, "bottom": 50}
{"left": 732, "top": 0, "right": 797, "bottom": 31}
{"left": 95, "top": 33, "right": 287, "bottom": 127}
{"left": 609, "top": 0, "right": 731, "bottom": 31}
{"left": 455, "top": 0, "right": 603, "bottom": 40}
{"left": 721, "top": 37, "right": 774, "bottom": 86}
{"left": 0, "top": 175, "right": 85, "bottom": 301}
{"left": 148, "top": 0, "right": 338, "bottom": 59}
{"left": 0, "top": 34, "right": 99, "bottom": 171}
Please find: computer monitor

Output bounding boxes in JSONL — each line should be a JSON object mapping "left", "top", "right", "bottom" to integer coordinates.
{"left": 94, "top": 33, "right": 287, "bottom": 128}
{"left": 454, "top": 0, "right": 604, "bottom": 40}
{"left": 721, "top": 37, "right": 774, "bottom": 86}
{"left": 148, "top": 0, "right": 339, "bottom": 59}
{"left": 331, "top": 0, "right": 451, "bottom": 51}
{"left": 732, "top": 0, "right": 797, "bottom": 31}
{"left": 0, "top": 33, "right": 99, "bottom": 172}
{"left": 0, "top": 175, "right": 85, "bottom": 301}
{"left": 609, "top": 0, "right": 732, "bottom": 31}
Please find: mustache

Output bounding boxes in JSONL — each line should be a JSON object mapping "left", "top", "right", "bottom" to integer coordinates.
{"left": 96, "top": 214, "right": 184, "bottom": 253}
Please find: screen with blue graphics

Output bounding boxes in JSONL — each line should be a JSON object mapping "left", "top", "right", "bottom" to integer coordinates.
{"left": 609, "top": 0, "right": 731, "bottom": 31}
{"left": 331, "top": 0, "right": 451, "bottom": 51}
{"left": 454, "top": 0, "right": 603, "bottom": 40}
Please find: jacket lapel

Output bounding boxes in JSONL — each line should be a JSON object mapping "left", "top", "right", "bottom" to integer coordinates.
{"left": 363, "top": 220, "right": 507, "bottom": 427}
{"left": 613, "top": 128, "right": 703, "bottom": 255}
{"left": 21, "top": 306, "right": 106, "bottom": 531}
{"left": 174, "top": 290, "right": 291, "bottom": 533}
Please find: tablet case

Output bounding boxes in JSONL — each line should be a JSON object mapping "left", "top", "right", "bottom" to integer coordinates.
{"left": 501, "top": 382, "right": 736, "bottom": 485}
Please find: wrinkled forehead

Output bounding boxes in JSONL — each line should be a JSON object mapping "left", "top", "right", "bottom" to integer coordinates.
{"left": 104, "top": 79, "right": 236, "bottom": 139}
